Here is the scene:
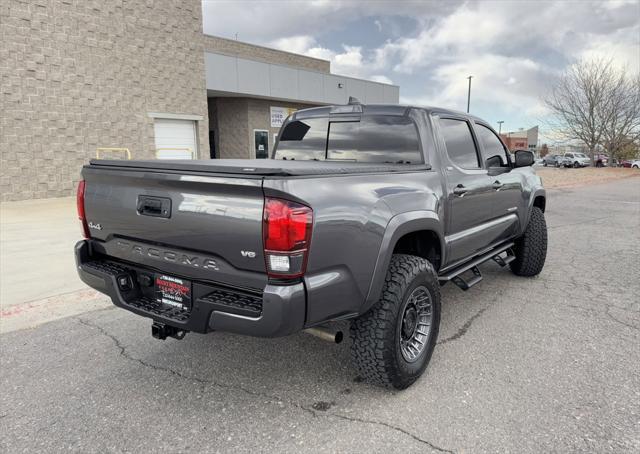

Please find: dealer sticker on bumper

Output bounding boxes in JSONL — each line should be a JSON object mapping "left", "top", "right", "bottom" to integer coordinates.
{"left": 155, "top": 274, "right": 191, "bottom": 309}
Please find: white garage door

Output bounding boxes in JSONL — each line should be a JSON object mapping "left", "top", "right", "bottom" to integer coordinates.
{"left": 153, "top": 119, "right": 198, "bottom": 159}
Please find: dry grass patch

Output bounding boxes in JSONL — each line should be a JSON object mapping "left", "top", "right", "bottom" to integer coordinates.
{"left": 536, "top": 167, "right": 639, "bottom": 189}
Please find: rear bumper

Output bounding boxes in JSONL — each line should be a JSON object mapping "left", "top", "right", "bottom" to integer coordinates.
{"left": 75, "top": 240, "right": 306, "bottom": 337}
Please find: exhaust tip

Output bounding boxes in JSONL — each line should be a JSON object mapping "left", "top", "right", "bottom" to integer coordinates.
{"left": 304, "top": 327, "right": 343, "bottom": 344}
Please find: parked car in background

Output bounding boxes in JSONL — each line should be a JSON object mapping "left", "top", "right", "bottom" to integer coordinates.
{"left": 631, "top": 160, "right": 640, "bottom": 169}
{"left": 619, "top": 160, "right": 633, "bottom": 168}
{"left": 562, "top": 152, "right": 591, "bottom": 168}
{"left": 542, "top": 154, "right": 563, "bottom": 167}
{"left": 594, "top": 154, "right": 609, "bottom": 167}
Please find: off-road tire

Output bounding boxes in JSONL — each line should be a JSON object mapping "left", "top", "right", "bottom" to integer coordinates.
{"left": 510, "top": 207, "right": 547, "bottom": 276}
{"left": 350, "top": 254, "right": 441, "bottom": 389}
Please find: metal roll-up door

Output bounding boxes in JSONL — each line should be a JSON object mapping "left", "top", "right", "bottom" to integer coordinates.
{"left": 153, "top": 118, "right": 198, "bottom": 159}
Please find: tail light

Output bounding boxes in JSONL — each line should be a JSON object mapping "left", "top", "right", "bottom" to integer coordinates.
{"left": 76, "top": 180, "right": 90, "bottom": 239}
{"left": 262, "top": 197, "right": 313, "bottom": 278}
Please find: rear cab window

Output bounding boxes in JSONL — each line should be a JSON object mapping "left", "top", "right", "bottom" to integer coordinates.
{"left": 275, "top": 117, "right": 328, "bottom": 161}
{"left": 274, "top": 114, "right": 423, "bottom": 164}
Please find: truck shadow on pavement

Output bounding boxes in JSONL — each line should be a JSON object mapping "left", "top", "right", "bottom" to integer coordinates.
{"left": 76, "top": 262, "right": 512, "bottom": 398}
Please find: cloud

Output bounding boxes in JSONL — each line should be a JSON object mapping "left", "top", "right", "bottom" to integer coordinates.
{"left": 370, "top": 75, "right": 393, "bottom": 84}
{"left": 269, "top": 36, "right": 317, "bottom": 56}
{"left": 375, "top": 1, "right": 639, "bottom": 75}
{"left": 269, "top": 36, "right": 395, "bottom": 84}
{"left": 204, "top": 0, "right": 639, "bottom": 131}
{"left": 202, "top": 0, "right": 458, "bottom": 44}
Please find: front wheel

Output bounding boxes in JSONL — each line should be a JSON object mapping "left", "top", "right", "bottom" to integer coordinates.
{"left": 510, "top": 207, "right": 548, "bottom": 276}
{"left": 543, "top": 161, "right": 548, "bottom": 167}
{"left": 573, "top": 161, "right": 580, "bottom": 168}
{"left": 350, "top": 254, "right": 441, "bottom": 389}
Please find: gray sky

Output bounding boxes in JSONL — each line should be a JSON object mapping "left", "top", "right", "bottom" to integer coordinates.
{"left": 203, "top": 0, "right": 640, "bottom": 141}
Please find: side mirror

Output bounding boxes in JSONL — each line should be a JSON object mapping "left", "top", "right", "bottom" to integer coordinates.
{"left": 513, "top": 149, "right": 534, "bottom": 168}
{"left": 485, "top": 155, "right": 503, "bottom": 168}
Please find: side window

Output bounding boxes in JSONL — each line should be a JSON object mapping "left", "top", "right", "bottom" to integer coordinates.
{"left": 475, "top": 124, "right": 509, "bottom": 167}
{"left": 566, "top": 153, "right": 573, "bottom": 158}
{"left": 274, "top": 117, "right": 328, "bottom": 160}
{"left": 438, "top": 118, "right": 480, "bottom": 169}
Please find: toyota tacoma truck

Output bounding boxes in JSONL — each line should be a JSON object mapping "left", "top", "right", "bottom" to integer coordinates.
{"left": 75, "top": 100, "right": 547, "bottom": 389}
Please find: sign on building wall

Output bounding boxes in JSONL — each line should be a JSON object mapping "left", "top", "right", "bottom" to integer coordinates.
{"left": 270, "top": 106, "right": 297, "bottom": 128}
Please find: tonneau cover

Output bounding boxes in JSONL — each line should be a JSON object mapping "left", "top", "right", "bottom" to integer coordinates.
{"left": 89, "top": 159, "right": 429, "bottom": 176}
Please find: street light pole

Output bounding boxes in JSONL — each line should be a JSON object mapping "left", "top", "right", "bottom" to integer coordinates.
{"left": 497, "top": 120, "right": 504, "bottom": 134}
{"left": 466, "top": 75, "right": 473, "bottom": 113}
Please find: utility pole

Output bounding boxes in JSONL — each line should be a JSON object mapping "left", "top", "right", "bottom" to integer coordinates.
{"left": 497, "top": 120, "right": 504, "bottom": 134}
{"left": 466, "top": 75, "right": 473, "bottom": 113}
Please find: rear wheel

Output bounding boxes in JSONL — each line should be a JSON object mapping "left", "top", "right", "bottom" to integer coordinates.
{"left": 350, "top": 254, "right": 441, "bottom": 389}
{"left": 510, "top": 207, "right": 547, "bottom": 276}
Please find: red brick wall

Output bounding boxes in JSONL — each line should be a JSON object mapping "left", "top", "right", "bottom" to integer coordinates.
{"left": 500, "top": 135, "right": 528, "bottom": 150}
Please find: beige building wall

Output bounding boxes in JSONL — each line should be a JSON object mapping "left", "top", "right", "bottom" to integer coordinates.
{"left": 210, "top": 98, "right": 316, "bottom": 159}
{"left": 211, "top": 98, "right": 249, "bottom": 159}
{"left": 1, "top": 0, "right": 209, "bottom": 201}
{"left": 203, "top": 35, "right": 330, "bottom": 73}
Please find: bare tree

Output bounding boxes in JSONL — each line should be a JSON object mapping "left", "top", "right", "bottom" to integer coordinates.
{"left": 539, "top": 143, "right": 549, "bottom": 158}
{"left": 545, "top": 59, "right": 640, "bottom": 162}
{"left": 601, "top": 73, "right": 640, "bottom": 163}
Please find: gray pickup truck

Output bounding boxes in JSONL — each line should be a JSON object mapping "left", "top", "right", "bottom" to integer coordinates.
{"left": 75, "top": 101, "right": 547, "bottom": 389}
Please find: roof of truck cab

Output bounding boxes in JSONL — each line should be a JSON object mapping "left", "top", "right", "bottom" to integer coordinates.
{"left": 293, "top": 103, "right": 485, "bottom": 122}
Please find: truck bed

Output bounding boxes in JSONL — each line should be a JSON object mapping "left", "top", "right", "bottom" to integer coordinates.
{"left": 89, "top": 159, "right": 429, "bottom": 177}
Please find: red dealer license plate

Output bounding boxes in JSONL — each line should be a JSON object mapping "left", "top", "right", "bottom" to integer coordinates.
{"left": 154, "top": 274, "right": 192, "bottom": 310}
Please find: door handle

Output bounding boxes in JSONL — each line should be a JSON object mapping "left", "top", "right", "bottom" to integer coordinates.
{"left": 453, "top": 185, "right": 468, "bottom": 196}
{"left": 492, "top": 181, "right": 504, "bottom": 190}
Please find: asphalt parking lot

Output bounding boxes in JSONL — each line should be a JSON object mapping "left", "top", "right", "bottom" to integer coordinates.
{"left": 1, "top": 177, "right": 639, "bottom": 453}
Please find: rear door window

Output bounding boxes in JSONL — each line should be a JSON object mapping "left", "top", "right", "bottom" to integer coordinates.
{"left": 438, "top": 118, "right": 481, "bottom": 169}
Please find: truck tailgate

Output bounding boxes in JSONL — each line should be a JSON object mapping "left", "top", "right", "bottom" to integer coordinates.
{"left": 82, "top": 166, "right": 267, "bottom": 290}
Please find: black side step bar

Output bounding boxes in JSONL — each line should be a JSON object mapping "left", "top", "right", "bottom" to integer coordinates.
{"left": 439, "top": 242, "right": 514, "bottom": 291}
{"left": 451, "top": 266, "right": 482, "bottom": 291}
{"left": 492, "top": 249, "right": 516, "bottom": 267}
